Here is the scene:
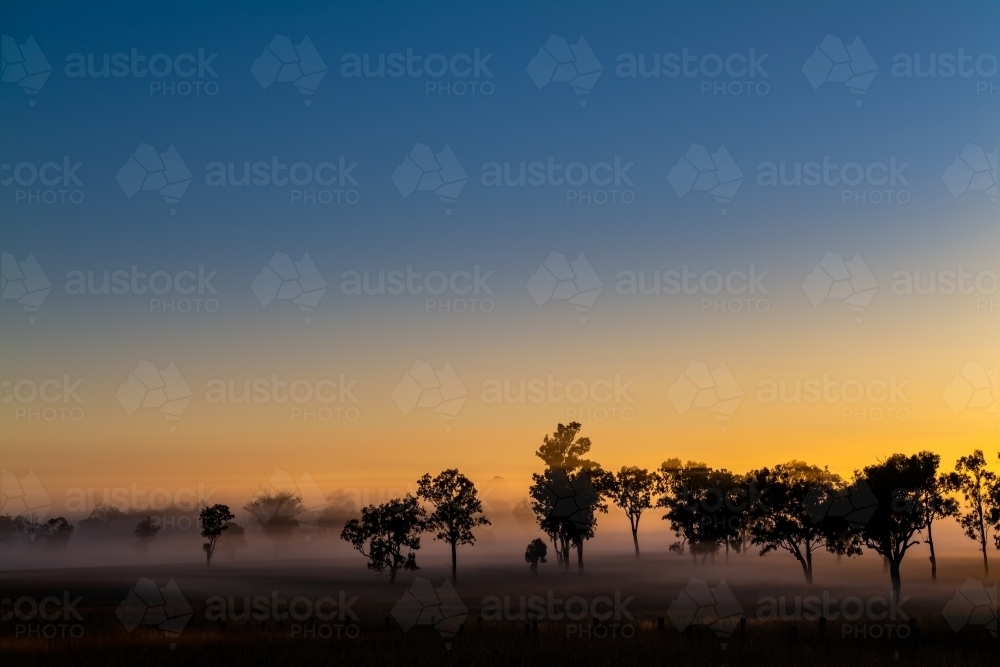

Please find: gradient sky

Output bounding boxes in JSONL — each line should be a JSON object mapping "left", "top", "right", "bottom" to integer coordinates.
{"left": 2, "top": 0, "right": 999, "bottom": 520}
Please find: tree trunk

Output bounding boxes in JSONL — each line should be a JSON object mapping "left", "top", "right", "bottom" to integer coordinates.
{"left": 888, "top": 558, "right": 902, "bottom": 605}
{"left": 805, "top": 548, "right": 813, "bottom": 584}
{"left": 982, "top": 536, "right": 989, "bottom": 576}
{"left": 576, "top": 538, "right": 584, "bottom": 572}
{"left": 531, "top": 562, "right": 538, "bottom": 575}
{"left": 927, "top": 521, "right": 937, "bottom": 583}
{"left": 389, "top": 563, "right": 397, "bottom": 585}
{"left": 206, "top": 550, "right": 212, "bottom": 567}
{"left": 451, "top": 541, "right": 457, "bottom": 583}
{"left": 632, "top": 529, "right": 640, "bottom": 557}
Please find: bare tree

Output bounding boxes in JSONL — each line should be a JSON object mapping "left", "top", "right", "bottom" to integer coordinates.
{"left": 14, "top": 513, "right": 43, "bottom": 548}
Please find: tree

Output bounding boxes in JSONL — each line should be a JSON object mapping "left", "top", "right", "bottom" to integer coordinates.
{"left": 317, "top": 490, "right": 360, "bottom": 531}
{"left": 40, "top": 518, "right": 74, "bottom": 551}
{"left": 749, "top": 462, "right": 850, "bottom": 583}
{"left": 340, "top": 495, "right": 425, "bottom": 584}
{"left": 530, "top": 422, "right": 607, "bottom": 571}
{"left": 243, "top": 488, "right": 304, "bottom": 542}
{"left": 657, "top": 460, "right": 746, "bottom": 563}
{"left": 994, "top": 452, "right": 1000, "bottom": 551}
{"left": 200, "top": 504, "right": 234, "bottom": 566}
{"left": 417, "top": 469, "right": 491, "bottom": 583}
{"left": 855, "top": 454, "right": 936, "bottom": 603}
{"left": 134, "top": 516, "right": 161, "bottom": 557}
{"left": 944, "top": 450, "right": 997, "bottom": 576}
{"left": 525, "top": 538, "right": 547, "bottom": 574}
{"left": 605, "top": 466, "right": 657, "bottom": 556}
{"left": 218, "top": 522, "right": 247, "bottom": 561}
{"left": 14, "top": 513, "right": 43, "bottom": 548}
{"left": 910, "top": 453, "right": 958, "bottom": 583}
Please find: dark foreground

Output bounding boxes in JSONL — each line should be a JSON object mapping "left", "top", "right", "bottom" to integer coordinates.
{"left": 0, "top": 553, "right": 994, "bottom": 666}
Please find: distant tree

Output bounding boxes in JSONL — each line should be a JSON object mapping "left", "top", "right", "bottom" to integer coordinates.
{"left": 525, "top": 538, "right": 548, "bottom": 574}
{"left": 910, "top": 453, "right": 958, "bottom": 583}
{"left": 40, "top": 517, "right": 74, "bottom": 551}
{"left": 530, "top": 422, "right": 607, "bottom": 571}
{"left": 13, "top": 513, "right": 43, "bottom": 548}
{"left": 417, "top": 469, "right": 491, "bottom": 583}
{"left": 77, "top": 505, "right": 134, "bottom": 537}
{"left": 511, "top": 498, "right": 535, "bottom": 524}
{"left": 341, "top": 495, "right": 425, "bottom": 585}
{"left": 605, "top": 466, "right": 658, "bottom": 556}
{"left": 134, "top": 516, "right": 161, "bottom": 556}
{"left": 855, "top": 454, "right": 936, "bottom": 603}
{"left": 218, "top": 521, "right": 247, "bottom": 561}
{"left": 749, "top": 462, "right": 851, "bottom": 583}
{"left": 200, "top": 504, "right": 234, "bottom": 567}
{"left": 317, "top": 490, "right": 360, "bottom": 531}
{"left": 944, "top": 450, "right": 997, "bottom": 576}
{"left": 243, "top": 488, "right": 304, "bottom": 541}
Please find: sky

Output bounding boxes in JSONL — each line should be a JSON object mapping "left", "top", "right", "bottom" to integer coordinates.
{"left": 1, "top": 0, "right": 999, "bottom": 522}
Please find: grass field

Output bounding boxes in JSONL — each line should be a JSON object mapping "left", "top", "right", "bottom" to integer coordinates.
{"left": 0, "top": 552, "right": 994, "bottom": 666}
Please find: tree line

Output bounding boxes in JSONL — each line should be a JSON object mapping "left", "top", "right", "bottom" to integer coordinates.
{"left": 4, "top": 422, "right": 998, "bottom": 605}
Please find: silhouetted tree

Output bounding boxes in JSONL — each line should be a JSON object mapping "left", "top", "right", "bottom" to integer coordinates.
{"left": 944, "top": 450, "right": 997, "bottom": 576}
{"left": 749, "top": 462, "right": 852, "bottom": 583}
{"left": 605, "top": 466, "right": 657, "bottom": 556}
{"left": 244, "top": 488, "right": 304, "bottom": 542}
{"left": 13, "top": 513, "right": 43, "bottom": 548}
{"left": 200, "top": 504, "right": 234, "bottom": 567}
{"left": 657, "top": 460, "right": 745, "bottom": 563}
{"left": 855, "top": 454, "right": 936, "bottom": 603}
{"left": 530, "top": 422, "right": 607, "bottom": 571}
{"left": 341, "top": 495, "right": 425, "bottom": 584}
{"left": 40, "top": 517, "right": 73, "bottom": 551}
{"left": 417, "top": 469, "right": 491, "bottom": 582}
{"left": 910, "top": 452, "right": 958, "bottom": 583}
{"left": 525, "top": 538, "right": 547, "bottom": 574}
{"left": 994, "top": 452, "right": 1000, "bottom": 551}
{"left": 134, "top": 516, "right": 161, "bottom": 557}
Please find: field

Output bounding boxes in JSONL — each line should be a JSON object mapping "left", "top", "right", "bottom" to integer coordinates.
{"left": 0, "top": 549, "right": 994, "bottom": 666}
